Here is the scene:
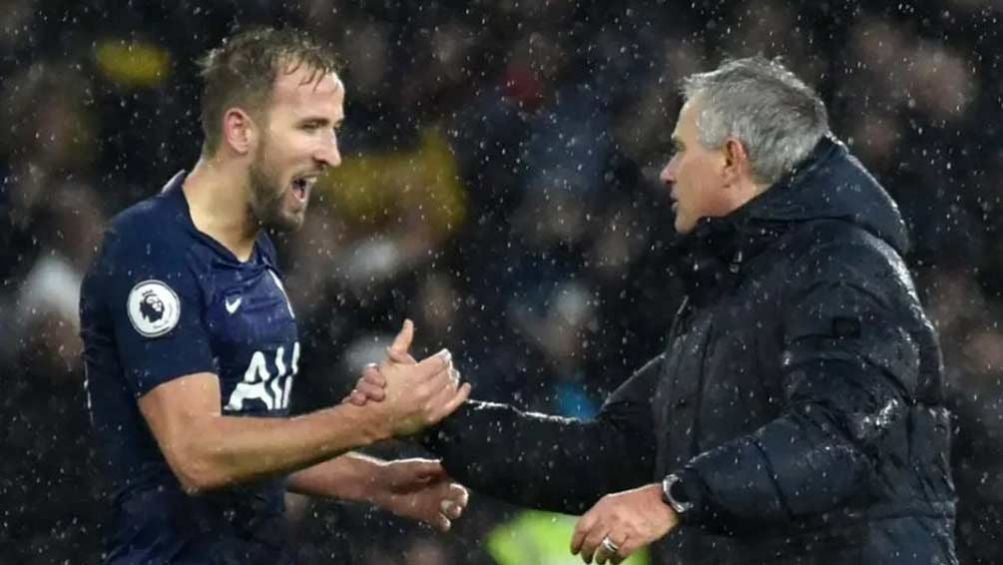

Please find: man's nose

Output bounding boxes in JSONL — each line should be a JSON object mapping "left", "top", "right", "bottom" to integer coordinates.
{"left": 660, "top": 160, "right": 676, "bottom": 185}
{"left": 315, "top": 137, "right": 342, "bottom": 168}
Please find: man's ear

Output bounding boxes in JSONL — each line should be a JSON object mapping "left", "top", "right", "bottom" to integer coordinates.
{"left": 722, "top": 138, "right": 751, "bottom": 186}
{"left": 222, "top": 108, "right": 257, "bottom": 155}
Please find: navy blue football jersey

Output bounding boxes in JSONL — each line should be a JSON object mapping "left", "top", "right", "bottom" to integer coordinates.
{"left": 80, "top": 172, "right": 300, "bottom": 564}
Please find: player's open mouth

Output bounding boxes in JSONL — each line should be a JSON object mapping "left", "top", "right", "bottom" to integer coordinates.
{"left": 290, "top": 176, "right": 316, "bottom": 204}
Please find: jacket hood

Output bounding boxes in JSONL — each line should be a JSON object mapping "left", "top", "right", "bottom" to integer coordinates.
{"left": 676, "top": 135, "right": 910, "bottom": 302}
{"left": 735, "top": 134, "right": 910, "bottom": 255}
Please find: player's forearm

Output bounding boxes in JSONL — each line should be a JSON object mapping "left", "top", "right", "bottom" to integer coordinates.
{"left": 176, "top": 403, "right": 391, "bottom": 493}
{"left": 286, "top": 452, "right": 388, "bottom": 502}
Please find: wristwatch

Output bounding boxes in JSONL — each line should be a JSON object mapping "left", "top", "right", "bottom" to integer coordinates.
{"left": 661, "top": 473, "right": 694, "bottom": 514}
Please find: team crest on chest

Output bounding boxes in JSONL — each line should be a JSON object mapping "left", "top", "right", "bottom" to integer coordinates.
{"left": 127, "top": 280, "right": 181, "bottom": 337}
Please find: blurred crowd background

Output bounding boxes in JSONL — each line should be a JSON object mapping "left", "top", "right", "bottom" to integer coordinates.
{"left": 1, "top": 0, "right": 1002, "bottom": 563}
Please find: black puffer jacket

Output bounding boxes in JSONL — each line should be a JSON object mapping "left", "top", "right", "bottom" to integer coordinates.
{"left": 425, "top": 136, "right": 957, "bottom": 564}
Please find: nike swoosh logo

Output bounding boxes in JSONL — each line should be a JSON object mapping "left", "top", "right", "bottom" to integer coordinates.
{"left": 225, "top": 297, "right": 242, "bottom": 314}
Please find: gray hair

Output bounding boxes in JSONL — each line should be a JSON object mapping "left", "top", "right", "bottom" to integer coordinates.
{"left": 681, "top": 56, "right": 829, "bottom": 185}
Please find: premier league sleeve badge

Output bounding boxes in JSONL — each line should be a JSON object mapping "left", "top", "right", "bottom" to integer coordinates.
{"left": 127, "top": 280, "right": 181, "bottom": 338}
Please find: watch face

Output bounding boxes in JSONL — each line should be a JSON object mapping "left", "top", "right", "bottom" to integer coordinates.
{"left": 670, "top": 478, "right": 691, "bottom": 504}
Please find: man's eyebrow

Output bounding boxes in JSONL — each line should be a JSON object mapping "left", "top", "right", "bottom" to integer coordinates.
{"left": 300, "top": 116, "right": 335, "bottom": 126}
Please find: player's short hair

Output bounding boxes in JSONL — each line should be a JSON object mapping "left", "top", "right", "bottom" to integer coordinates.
{"left": 681, "top": 56, "right": 829, "bottom": 186}
{"left": 197, "top": 27, "right": 342, "bottom": 156}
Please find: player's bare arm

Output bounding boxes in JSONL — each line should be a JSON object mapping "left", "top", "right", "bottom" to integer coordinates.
{"left": 287, "top": 453, "right": 468, "bottom": 532}
{"left": 138, "top": 320, "right": 469, "bottom": 493}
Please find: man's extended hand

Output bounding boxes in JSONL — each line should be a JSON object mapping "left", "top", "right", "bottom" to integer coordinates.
{"left": 571, "top": 484, "right": 679, "bottom": 564}
{"left": 344, "top": 321, "right": 462, "bottom": 408}
{"left": 342, "top": 363, "right": 385, "bottom": 406}
{"left": 344, "top": 362, "right": 461, "bottom": 407}
{"left": 349, "top": 320, "right": 470, "bottom": 437}
{"left": 370, "top": 458, "right": 469, "bottom": 532}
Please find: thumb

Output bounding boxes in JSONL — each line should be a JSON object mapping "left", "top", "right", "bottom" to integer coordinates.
{"left": 387, "top": 347, "right": 417, "bottom": 365}
{"left": 388, "top": 319, "right": 416, "bottom": 363}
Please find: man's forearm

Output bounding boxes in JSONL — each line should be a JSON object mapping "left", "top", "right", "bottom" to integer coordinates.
{"left": 423, "top": 400, "right": 652, "bottom": 514}
{"left": 286, "top": 452, "right": 388, "bottom": 502}
{"left": 172, "top": 403, "right": 391, "bottom": 492}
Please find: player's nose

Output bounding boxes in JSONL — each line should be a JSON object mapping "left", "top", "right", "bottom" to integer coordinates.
{"left": 314, "top": 137, "right": 341, "bottom": 169}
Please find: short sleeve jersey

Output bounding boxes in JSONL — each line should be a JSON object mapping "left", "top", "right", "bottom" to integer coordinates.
{"left": 80, "top": 172, "right": 300, "bottom": 565}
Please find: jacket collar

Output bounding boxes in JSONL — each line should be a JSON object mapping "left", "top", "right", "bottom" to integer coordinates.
{"left": 676, "top": 134, "right": 909, "bottom": 302}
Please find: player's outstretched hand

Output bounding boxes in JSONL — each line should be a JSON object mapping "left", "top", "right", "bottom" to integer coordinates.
{"left": 360, "top": 320, "right": 471, "bottom": 437}
{"left": 342, "top": 326, "right": 463, "bottom": 407}
{"left": 370, "top": 458, "right": 469, "bottom": 532}
{"left": 342, "top": 319, "right": 416, "bottom": 406}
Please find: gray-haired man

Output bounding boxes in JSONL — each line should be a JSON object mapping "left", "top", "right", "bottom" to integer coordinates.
{"left": 352, "top": 56, "right": 957, "bottom": 565}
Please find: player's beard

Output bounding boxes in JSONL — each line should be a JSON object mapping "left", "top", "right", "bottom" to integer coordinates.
{"left": 247, "top": 141, "right": 304, "bottom": 233}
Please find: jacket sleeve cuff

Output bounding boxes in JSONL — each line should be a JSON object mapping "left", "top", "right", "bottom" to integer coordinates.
{"left": 667, "top": 467, "right": 716, "bottom": 526}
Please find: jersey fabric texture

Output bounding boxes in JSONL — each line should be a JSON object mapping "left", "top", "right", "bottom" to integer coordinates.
{"left": 80, "top": 171, "right": 300, "bottom": 565}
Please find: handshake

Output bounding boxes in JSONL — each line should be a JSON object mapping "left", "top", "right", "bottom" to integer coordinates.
{"left": 343, "top": 319, "right": 471, "bottom": 439}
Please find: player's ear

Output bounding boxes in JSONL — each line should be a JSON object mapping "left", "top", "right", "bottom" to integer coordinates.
{"left": 222, "top": 108, "right": 257, "bottom": 155}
